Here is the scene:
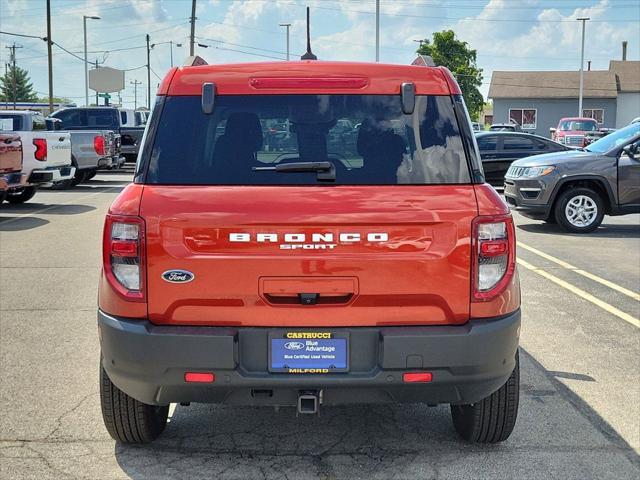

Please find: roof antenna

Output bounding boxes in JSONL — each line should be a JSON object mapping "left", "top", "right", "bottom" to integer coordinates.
{"left": 300, "top": 6, "right": 317, "bottom": 60}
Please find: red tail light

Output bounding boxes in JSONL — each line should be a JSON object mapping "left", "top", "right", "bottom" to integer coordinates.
{"left": 94, "top": 135, "right": 106, "bottom": 156}
{"left": 471, "top": 214, "right": 516, "bottom": 302}
{"left": 103, "top": 215, "right": 145, "bottom": 301}
{"left": 33, "top": 138, "right": 47, "bottom": 161}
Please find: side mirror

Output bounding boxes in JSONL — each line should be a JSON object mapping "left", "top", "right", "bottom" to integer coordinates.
{"left": 46, "top": 118, "right": 62, "bottom": 131}
{"left": 622, "top": 144, "right": 638, "bottom": 159}
{"left": 549, "top": 127, "right": 556, "bottom": 134}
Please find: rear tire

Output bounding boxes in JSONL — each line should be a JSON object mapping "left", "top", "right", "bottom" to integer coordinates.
{"left": 100, "top": 361, "right": 169, "bottom": 444}
{"left": 70, "top": 170, "right": 87, "bottom": 187}
{"left": 85, "top": 170, "right": 97, "bottom": 181}
{"left": 451, "top": 350, "right": 519, "bottom": 443}
{"left": 5, "top": 186, "right": 37, "bottom": 204}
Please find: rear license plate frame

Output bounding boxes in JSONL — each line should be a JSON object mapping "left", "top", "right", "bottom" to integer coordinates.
{"left": 268, "top": 330, "right": 349, "bottom": 373}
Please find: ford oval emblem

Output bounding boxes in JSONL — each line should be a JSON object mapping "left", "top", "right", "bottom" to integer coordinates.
{"left": 162, "top": 270, "right": 195, "bottom": 283}
{"left": 284, "top": 341, "right": 306, "bottom": 351}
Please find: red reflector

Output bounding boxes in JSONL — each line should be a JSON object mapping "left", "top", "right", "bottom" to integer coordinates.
{"left": 480, "top": 240, "right": 508, "bottom": 256}
{"left": 33, "top": 138, "right": 47, "bottom": 161}
{"left": 184, "top": 372, "right": 215, "bottom": 383}
{"left": 403, "top": 372, "right": 433, "bottom": 383}
{"left": 250, "top": 77, "right": 369, "bottom": 89}
{"left": 110, "top": 239, "right": 138, "bottom": 257}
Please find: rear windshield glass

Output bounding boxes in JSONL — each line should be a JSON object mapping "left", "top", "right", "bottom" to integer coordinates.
{"left": 0, "top": 114, "right": 23, "bottom": 131}
{"left": 145, "top": 94, "right": 471, "bottom": 185}
{"left": 559, "top": 120, "right": 597, "bottom": 131}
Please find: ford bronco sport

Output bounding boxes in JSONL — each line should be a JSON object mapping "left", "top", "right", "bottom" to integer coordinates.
{"left": 98, "top": 59, "right": 521, "bottom": 444}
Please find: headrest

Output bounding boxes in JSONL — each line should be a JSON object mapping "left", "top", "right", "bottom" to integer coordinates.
{"left": 225, "top": 112, "right": 263, "bottom": 151}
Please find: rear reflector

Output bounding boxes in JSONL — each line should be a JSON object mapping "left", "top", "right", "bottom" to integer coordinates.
{"left": 403, "top": 372, "right": 433, "bottom": 383}
{"left": 250, "top": 77, "right": 369, "bottom": 89}
{"left": 184, "top": 372, "right": 215, "bottom": 383}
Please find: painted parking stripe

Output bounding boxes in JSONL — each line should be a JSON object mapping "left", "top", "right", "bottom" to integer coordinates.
{"left": 518, "top": 241, "right": 640, "bottom": 302}
{"left": 517, "top": 258, "right": 640, "bottom": 329}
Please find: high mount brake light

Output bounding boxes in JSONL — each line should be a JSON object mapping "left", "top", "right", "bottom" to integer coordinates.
{"left": 249, "top": 77, "right": 369, "bottom": 89}
{"left": 103, "top": 215, "right": 146, "bottom": 301}
{"left": 33, "top": 138, "right": 47, "bottom": 161}
{"left": 471, "top": 215, "right": 516, "bottom": 302}
{"left": 94, "top": 135, "right": 106, "bottom": 156}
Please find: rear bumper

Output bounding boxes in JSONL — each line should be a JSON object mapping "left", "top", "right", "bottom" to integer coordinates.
{"left": 0, "top": 172, "right": 28, "bottom": 191}
{"left": 99, "top": 309, "right": 521, "bottom": 407}
{"left": 28, "top": 166, "right": 75, "bottom": 185}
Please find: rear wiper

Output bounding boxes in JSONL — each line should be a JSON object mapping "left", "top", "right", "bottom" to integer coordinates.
{"left": 252, "top": 161, "right": 336, "bottom": 181}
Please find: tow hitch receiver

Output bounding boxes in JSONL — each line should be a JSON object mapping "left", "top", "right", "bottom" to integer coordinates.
{"left": 297, "top": 390, "right": 320, "bottom": 415}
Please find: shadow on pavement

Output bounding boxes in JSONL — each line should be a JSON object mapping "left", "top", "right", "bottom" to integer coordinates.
{"left": 517, "top": 222, "right": 640, "bottom": 239}
{"left": 112, "top": 348, "right": 639, "bottom": 480}
{"left": 0, "top": 216, "right": 49, "bottom": 231}
{"left": 0, "top": 204, "right": 96, "bottom": 216}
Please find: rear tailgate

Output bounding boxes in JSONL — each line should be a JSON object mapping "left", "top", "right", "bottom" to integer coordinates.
{"left": 0, "top": 133, "right": 22, "bottom": 173}
{"left": 141, "top": 186, "right": 477, "bottom": 327}
{"left": 44, "top": 131, "right": 71, "bottom": 167}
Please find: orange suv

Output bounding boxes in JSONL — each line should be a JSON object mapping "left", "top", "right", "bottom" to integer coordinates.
{"left": 98, "top": 59, "right": 521, "bottom": 444}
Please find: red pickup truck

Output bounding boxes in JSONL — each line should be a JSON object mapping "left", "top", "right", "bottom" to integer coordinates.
{"left": 98, "top": 59, "right": 521, "bottom": 444}
{"left": 551, "top": 117, "right": 598, "bottom": 148}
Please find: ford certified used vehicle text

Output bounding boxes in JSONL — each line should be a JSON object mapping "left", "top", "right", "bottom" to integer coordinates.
{"left": 98, "top": 60, "right": 521, "bottom": 445}
{"left": 505, "top": 122, "right": 640, "bottom": 233}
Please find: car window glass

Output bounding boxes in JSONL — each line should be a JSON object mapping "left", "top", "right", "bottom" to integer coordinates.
{"left": 120, "top": 112, "right": 127, "bottom": 124}
{"left": 146, "top": 94, "right": 472, "bottom": 185}
{"left": 32, "top": 115, "right": 46, "bottom": 131}
{"left": 503, "top": 136, "right": 535, "bottom": 150}
{"left": 476, "top": 136, "right": 498, "bottom": 150}
{"left": 87, "top": 110, "right": 118, "bottom": 128}
{"left": 55, "top": 110, "right": 83, "bottom": 128}
{"left": 0, "top": 114, "right": 23, "bottom": 131}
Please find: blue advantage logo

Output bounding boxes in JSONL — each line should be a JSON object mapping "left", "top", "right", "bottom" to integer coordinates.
{"left": 284, "top": 341, "right": 306, "bottom": 351}
{"left": 162, "top": 270, "right": 195, "bottom": 283}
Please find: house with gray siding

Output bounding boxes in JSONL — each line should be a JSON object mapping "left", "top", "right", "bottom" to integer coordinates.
{"left": 488, "top": 60, "right": 639, "bottom": 137}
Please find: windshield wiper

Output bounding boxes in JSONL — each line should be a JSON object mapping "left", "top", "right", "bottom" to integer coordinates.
{"left": 253, "top": 161, "right": 336, "bottom": 181}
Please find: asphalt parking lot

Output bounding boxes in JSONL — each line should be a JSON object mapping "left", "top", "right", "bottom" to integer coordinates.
{"left": 0, "top": 168, "right": 638, "bottom": 480}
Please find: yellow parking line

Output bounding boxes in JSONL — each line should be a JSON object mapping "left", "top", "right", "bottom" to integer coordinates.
{"left": 517, "top": 258, "right": 640, "bottom": 329}
{"left": 518, "top": 241, "right": 640, "bottom": 301}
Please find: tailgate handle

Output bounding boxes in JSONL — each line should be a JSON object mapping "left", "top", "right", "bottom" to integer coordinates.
{"left": 264, "top": 292, "right": 354, "bottom": 306}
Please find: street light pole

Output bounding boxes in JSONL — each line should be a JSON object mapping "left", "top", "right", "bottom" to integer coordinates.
{"left": 375, "top": 0, "right": 380, "bottom": 62}
{"left": 130, "top": 80, "right": 142, "bottom": 110}
{"left": 279, "top": 23, "right": 291, "bottom": 61}
{"left": 46, "top": 0, "right": 53, "bottom": 114}
{"left": 577, "top": 17, "right": 589, "bottom": 117}
{"left": 83, "top": 15, "right": 100, "bottom": 107}
{"left": 146, "top": 34, "right": 151, "bottom": 109}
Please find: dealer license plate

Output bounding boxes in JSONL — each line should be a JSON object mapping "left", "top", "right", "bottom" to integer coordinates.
{"left": 269, "top": 331, "right": 349, "bottom": 373}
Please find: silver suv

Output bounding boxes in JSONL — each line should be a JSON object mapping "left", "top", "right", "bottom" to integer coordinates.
{"left": 504, "top": 122, "right": 640, "bottom": 233}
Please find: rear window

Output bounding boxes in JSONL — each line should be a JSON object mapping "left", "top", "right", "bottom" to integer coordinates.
{"left": 559, "top": 120, "right": 597, "bottom": 131}
{"left": 0, "top": 114, "right": 23, "bottom": 131}
{"left": 145, "top": 94, "right": 471, "bottom": 185}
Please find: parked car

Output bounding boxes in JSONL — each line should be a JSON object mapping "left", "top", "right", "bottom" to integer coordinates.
{"left": 504, "top": 122, "right": 640, "bottom": 233}
{"left": 49, "top": 107, "right": 138, "bottom": 163}
{"left": 583, "top": 127, "right": 616, "bottom": 147}
{"left": 471, "top": 121, "right": 482, "bottom": 132}
{"left": 490, "top": 123, "right": 521, "bottom": 132}
{"left": 0, "top": 132, "right": 28, "bottom": 201}
{"left": 476, "top": 131, "right": 570, "bottom": 186}
{"left": 550, "top": 117, "right": 598, "bottom": 148}
{"left": 0, "top": 110, "right": 74, "bottom": 203}
{"left": 98, "top": 59, "right": 521, "bottom": 445}
{"left": 45, "top": 117, "right": 121, "bottom": 186}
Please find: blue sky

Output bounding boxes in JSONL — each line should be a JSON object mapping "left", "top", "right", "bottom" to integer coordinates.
{"left": 1, "top": 0, "right": 639, "bottom": 108}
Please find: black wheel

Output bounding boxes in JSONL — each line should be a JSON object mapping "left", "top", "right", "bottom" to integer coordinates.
{"left": 5, "top": 186, "right": 37, "bottom": 204}
{"left": 554, "top": 187, "right": 604, "bottom": 233}
{"left": 451, "top": 350, "right": 519, "bottom": 443}
{"left": 100, "top": 361, "right": 169, "bottom": 444}
{"left": 85, "top": 170, "right": 97, "bottom": 181}
{"left": 70, "top": 170, "right": 88, "bottom": 187}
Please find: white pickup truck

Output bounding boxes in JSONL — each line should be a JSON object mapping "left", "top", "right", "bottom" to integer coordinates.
{"left": 0, "top": 110, "right": 74, "bottom": 204}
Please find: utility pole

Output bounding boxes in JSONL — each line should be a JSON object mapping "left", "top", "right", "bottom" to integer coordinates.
{"left": 279, "top": 23, "right": 291, "bottom": 61}
{"left": 577, "top": 17, "right": 589, "bottom": 117}
{"left": 130, "top": 79, "right": 141, "bottom": 110}
{"left": 6, "top": 44, "right": 23, "bottom": 109}
{"left": 189, "top": 0, "right": 197, "bottom": 56}
{"left": 46, "top": 0, "right": 53, "bottom": 114}
{"left": 83, "top": 15, "right": 100, "bottom": 107}
{"left": 375, "top": 0, "right": 380, "bottom": 62}
{"left": 146, "top": 34, "right": 151, "bottom": 109}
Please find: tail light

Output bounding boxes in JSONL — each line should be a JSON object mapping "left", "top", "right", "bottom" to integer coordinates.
{"left": 33, "top": 138, "right": 47, "bottom": 161}
{"left": 472, "top": 214, "right": 516, "bottom": 301}
{"left": 94, "top": 135, "right": 106, "bottom": 156}
{"left": 103, "top": 215, "right": 145, "bottom": 301}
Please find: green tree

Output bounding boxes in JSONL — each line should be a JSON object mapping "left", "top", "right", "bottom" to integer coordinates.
{"left": 416, "top": 30, "right": 484, "bottom": 120}
{"left": 36, "top": 96, "right": 72, "bottom": 104}
{"left": 0, "top": 66, "right": 38, "bottom": 102}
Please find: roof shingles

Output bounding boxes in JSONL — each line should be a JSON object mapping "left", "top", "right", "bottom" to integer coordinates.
{"left": 488, "top": 70, "right": 618, "bottom": 99}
